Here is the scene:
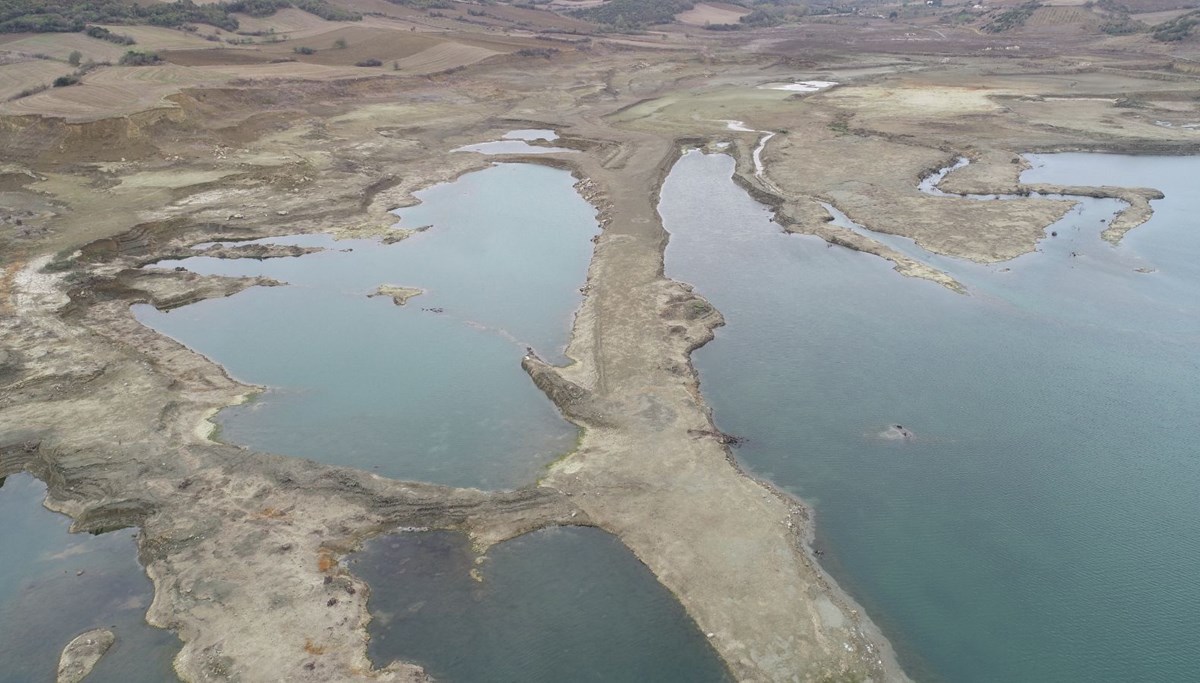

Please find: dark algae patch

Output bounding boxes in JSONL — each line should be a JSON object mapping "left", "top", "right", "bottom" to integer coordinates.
{"left": 355, "top": 526, "right": 731, "bottom": 683}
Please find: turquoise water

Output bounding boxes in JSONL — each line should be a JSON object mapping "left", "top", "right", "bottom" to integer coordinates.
{"left": 135, "top": 163, "right": 596, "bottom": 489}
{"left": 661, "top": 150, "right": 1200, "bottom": 682}
{"left": 0, "top": 475, "right": 179, "bottom": 683}
{"left": 355, "top": 526, "right": 730, "bottom": 682}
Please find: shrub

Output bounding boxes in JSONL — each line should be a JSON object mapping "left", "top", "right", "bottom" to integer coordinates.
{"left": 293, "top": 45, "right": 316, "bottom": 54}
{"left": 982, "top": 2, "right": 1042, "bottom": 33}
{"left": 118, "top": 50, "right": 161, "bottom": 66}
{"left": 355, "top": 58, "right": 382, "bottom": 66}
{"left": 85, "top": 25, "right": 136, "bottom": 45}
{"left": 333, "top": 37, "right": 347, "bottom": 49}
{"left": 52, "top": 74, "right": 79, "bottom": 87}
{"left": 8, "top": 83, "right": 49, "bottom": 100}
{"left": 1151, "top": 10, "right": 1200, "bottom": 41}
{"left": 515, "top": 47, "right": 559, "bottom": 58}
{"left": 67, "top": 50, "right": 82, "bottom": 65}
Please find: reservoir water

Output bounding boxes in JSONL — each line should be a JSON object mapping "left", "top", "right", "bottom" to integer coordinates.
{"left": 661, "top": 150, "right": 1200, "bottom": 682}
{"left": 135, "top": 163, "right": 595, "bottom": 489}
{"left": 355, "top": 526, "right": 730, "bottom": 682}
{"left": 0, "top": 475, "right": 179, "bottom": 683}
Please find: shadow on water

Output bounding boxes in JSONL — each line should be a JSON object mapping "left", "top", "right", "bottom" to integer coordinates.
{"left": 134, "top": 163, "right": 597, "bottom": 490}
{"left": 354, "top": 526, "right": 730, "bottom": 683}
{"left": 661, "top": 149, "right": 1200, "bottom": 682}
{"left": 0, "top": 475, "right": 179, "bottom": 683}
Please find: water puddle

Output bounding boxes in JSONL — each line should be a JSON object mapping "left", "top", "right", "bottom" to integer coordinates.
{"left": 0, "top": 475, "right": 179, "bottom": 683}
{"left": 453, "top": 129, "right": 577, "bottom": 155}
{"left": 661, "top": 149, "right": 1200, "bottom": 682}
{"left": 758, "top": 80, "right": 838, "bottom": 92}
{"left": 135, "top": 163, "right": 597, "bottom": 489}
{"left": 355, "top": 526, "right": 730, "bottom": 682}
{"left": 720, "top": 120, "right": 773, "bottom": 179}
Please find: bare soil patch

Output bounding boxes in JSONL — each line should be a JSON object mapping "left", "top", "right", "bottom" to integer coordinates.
{"left": 676, "top": 2, "right": 750, "bottom": 26}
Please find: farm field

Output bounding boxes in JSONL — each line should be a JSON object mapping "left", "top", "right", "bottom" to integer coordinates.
{"left": 0, "top": 32, "right": 131, "bottom": 63}
{"left": 0, "top": 59, "right": 76, "bottom": 102}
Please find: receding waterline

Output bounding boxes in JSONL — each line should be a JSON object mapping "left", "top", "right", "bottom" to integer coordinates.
{"left": 135, "top": 163, "right": 597, "bottom": 490}
{"left": 661, "top": 149, "right": 1200, "bottom": 682}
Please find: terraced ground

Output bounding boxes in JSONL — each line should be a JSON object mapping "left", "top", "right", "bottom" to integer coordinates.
{"left": 231, "top": 7, "right": 343, "bottom": 38}
{"left": 0, "top": 59, "right": 76, "bottom": 101}
{"left": 0, "top": 7, "right": 561, "bottom": 121}
{"left": 0, "top": 64, "right": 221, "bottom": 120}
{"left": 1023, "top": 6, "right": 1103, "bottom": 29}
{"left": 0, "top": 32, "right": 134, "bottom": 63}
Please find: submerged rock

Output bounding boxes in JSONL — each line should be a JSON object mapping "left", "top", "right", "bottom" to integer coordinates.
{"left": 56, "top": 628, "right": 115, "bottom": 683}
{"left": 879, "top": 424, "right": 915, "bottom": 441}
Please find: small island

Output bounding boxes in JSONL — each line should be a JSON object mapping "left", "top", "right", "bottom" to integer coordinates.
{"left": 368, "top": 284, "right": 424, "bottom": 306}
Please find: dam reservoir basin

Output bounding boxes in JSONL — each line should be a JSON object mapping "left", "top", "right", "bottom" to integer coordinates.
{"left": 661, "top": 150, "right": 1200, "bottom": 682}
{"left": 135, "top": 162, "right": 730, "bottom": 680}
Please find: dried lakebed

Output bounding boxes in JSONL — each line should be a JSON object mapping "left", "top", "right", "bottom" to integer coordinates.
{"left": 664, "top": 150, "right": 1200, "bottom": 682}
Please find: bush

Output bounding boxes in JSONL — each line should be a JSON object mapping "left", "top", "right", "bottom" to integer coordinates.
{"left": 1151, "top": 10, "right": 1200, "bottom": 41}
{"left": 572, "top": 0, "right": 694, "bottom": 29}
{"left": 52, "top": 74, "right": 79, "bottom": 87}
{"left": 333, "top": 37, "right": 347, "bottom": 48}
{"left": 8, "top": 83, "right": 48, "bottom": 100}
{"left": 85, "top": 25, "right": 136, "bottom": 45}
{"left": 67, "top": 49, "right": 82, "bottom": 65}
{"left": 515, "top": 47, "right": 559, "bottom": 58}
{"left": 118, "top": 50, "right": 161, "bottom": 66}
{"left": 293, "top": 45, "right": 316, "bottom": 54}
{"left": 0, "top": 0, "right": 360, "bottom": 36}
{"left": 355, "top": 58, "right": 382, "bottom": 66}
{"left": 982, "top": 2, "right": 1042, "bottom": 33}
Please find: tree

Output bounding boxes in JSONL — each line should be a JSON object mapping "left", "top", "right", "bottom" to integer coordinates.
{"left": 68, "top": 50, "right": 82, "bottom": 65}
